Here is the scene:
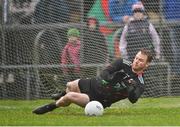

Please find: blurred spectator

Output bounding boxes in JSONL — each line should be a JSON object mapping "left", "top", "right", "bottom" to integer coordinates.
{"left": 33, "top": 0, "right": 70, "bottom": 24}
{"left": 120, "top": 2, "right": 160, "bottom": 61}
{"left": 83, "top": 0, "right": 96, "bottom": 21}
{"left": 9, "top": 0, "right": 37, "bottom": 24}
{"left": 87, "top": 0, "right": 115, "bottom": 37}
{"left": 87, "top": 0, "right": 120, "bottom": 61}
{"left": 141, "top": 0, "right": 161, "bottom": 23}
{"left": 60, "top": 28, "right": 81, "bottom": 81}
{"left": 89, "top": 0, "right": 139, "bottom": 60}
{"left": 88, "top": 0, "right": 110, "bottom": 26}
{"left": 12, "top": 0, "right": 32, "bottom": 8}
{"left": 163, "top": 0, "right": 180, "bottom": 75}
{"left": 109, "top": 0, "right": 139, "bottom": 23}
{"left": 68, "top": 0, "right": 81, "bottom": 23}
{"left": 83, "top": 16, "right": 108, "bottom": 64}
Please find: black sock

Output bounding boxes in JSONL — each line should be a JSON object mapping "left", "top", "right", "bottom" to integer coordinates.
{"left": 61, "top": 91, "right": 66, "bottom": 96}
{"left": 48, "top": 102, "right": 58, "bottom": 110}
{"left": 51, "top": 90, "right": 67, "bottom": 100}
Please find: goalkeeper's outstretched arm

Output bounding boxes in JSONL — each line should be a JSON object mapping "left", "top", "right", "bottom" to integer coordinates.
{"left": 99, "top": 58, "right": 125, "bottom": 84}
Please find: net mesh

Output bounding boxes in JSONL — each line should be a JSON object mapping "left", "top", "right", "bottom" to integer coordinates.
{"left": 0, "top": 0, "right": 180, "bottom": 99}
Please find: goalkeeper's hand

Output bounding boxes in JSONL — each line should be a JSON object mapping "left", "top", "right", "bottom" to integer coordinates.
{"left": 124, "top": 78, "right": 137, "bottom": 86}
{"left": 124, "top": 79, "right": 141, "bottom": 103}
{"left": 124, "top": 78, "right": 137, "bottom": 92}
{"left": 127, "top": 79, "right": 137, "bottom": 85}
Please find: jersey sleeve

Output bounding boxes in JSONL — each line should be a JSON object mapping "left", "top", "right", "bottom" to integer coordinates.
{"left": 99, "top": 58, "right": 124, "bottom": 82}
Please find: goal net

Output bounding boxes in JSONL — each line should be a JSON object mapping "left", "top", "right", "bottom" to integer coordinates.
{"left": 0, "top": 0, "right": 179, "bottom": 99}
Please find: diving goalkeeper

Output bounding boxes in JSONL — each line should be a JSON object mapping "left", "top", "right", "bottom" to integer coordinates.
{"left": 33, "top": 48, "right": 153, "bottom": 115}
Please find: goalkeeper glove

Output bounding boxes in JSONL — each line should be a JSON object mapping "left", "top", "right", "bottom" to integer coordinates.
{"left": 101, "top": 79, "right": 109, "bottom": 86}
{"left": 123, "top": 79, "right": 137, "bottom": 93}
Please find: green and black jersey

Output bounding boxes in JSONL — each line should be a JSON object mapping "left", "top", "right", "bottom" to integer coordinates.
{"left": 78, "top": 58, "right": 145, "bottom": 108}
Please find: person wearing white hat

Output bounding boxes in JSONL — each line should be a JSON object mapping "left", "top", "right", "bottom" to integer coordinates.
{"left": 120, "top": 2, "right": 160, "bottom": 61}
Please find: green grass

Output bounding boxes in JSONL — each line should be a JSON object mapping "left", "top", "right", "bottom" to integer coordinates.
{"left": 0, "top": 97, "right": 180, "bottom": 126}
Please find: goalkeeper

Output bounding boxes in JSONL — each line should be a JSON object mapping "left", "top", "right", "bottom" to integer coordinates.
{"left": 33, "top": 48, "right": 153, "bottom": 115}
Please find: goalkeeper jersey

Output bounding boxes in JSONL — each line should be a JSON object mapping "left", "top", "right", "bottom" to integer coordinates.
{"left": 91, "top": 58, "right": 145, "bottom": 108}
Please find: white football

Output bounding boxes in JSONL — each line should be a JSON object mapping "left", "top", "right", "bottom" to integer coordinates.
{"left": 84, "top": 101, "right": 104, "bottom": 116}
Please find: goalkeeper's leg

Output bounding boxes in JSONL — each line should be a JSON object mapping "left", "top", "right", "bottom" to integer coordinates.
{"left": 51, "top": 91, "right": 66, "bottom": 100}
{"left": 33, "top": 79, "right": 85, "bottom": 115}
{"left": 51, "top": 79, "right": 81, "bottom": 100}
{"left": 33, "top": 92, "right": 89, "bottom": 115}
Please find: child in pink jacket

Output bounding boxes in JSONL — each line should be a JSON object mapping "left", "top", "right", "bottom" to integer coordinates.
{"left": 61, "top": 28, "right": 81, "bottom": 81}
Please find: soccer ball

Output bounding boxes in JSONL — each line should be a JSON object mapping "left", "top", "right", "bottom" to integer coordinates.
{"left": 84, "top": 101, "right": 104, "bottom": 116}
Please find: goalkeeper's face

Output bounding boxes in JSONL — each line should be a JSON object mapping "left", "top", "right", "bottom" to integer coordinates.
{"left": 132, "top": 51, "right": 149, "bottom": 73}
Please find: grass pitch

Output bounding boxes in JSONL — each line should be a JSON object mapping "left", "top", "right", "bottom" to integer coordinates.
{"left": 0, "top": 97, "right": 180, "bottom": 126}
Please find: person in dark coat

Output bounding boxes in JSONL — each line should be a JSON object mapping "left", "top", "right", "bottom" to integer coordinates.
{"left": 83, "top": 16, "right": 108, "bottom": 64}
{"left": 33, "top": 0, "right": 70, "bottom": 24}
